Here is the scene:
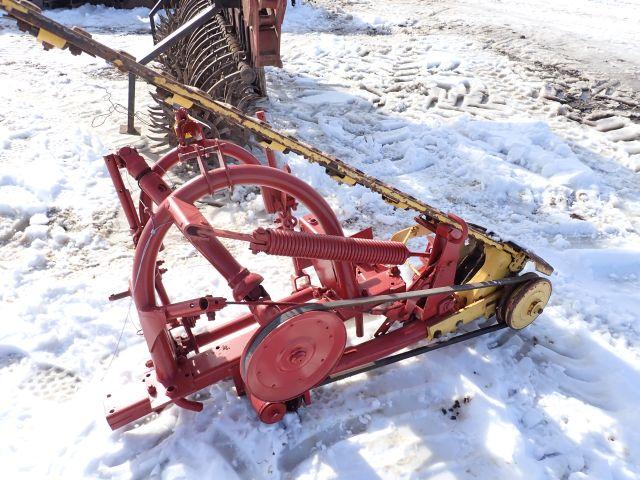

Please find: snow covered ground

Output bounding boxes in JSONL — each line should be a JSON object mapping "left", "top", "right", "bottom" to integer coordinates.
{"left": 1, "top": 1, "right": 640, "bottom": 479}
{"left": 322, "top": 0, "right": 640, "bottom": 91}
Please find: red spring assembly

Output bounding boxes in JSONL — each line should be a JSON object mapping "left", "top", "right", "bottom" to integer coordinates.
{"left": 250, "top": 227, "right": 412, "bottom": 265}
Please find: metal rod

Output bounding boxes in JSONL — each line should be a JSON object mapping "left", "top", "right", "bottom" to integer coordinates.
{"left": 318, "top": 276, "right": 528, "bottom": 310}
{"left": 187, "top": 224, "right": 254, "bottom": 242}
{"left": 139, "top": 5, "right": 219, "bottom": 65}
{"left": 148, "top": 0, "right": 165, "bottom": 40}
{"left": 227, "top": 275, "right": 529, "bottom": 309}
{"left": 125, "top": 73, "right": 137, "bottom": 135}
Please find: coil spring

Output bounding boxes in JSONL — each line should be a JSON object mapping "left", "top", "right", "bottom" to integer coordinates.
{"left": 251, "top": 228, "right": 410, "bottom": 265}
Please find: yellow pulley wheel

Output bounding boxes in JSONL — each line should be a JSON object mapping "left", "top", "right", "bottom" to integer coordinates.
{"left": 503, "top": 277, "right": 552, "bottom": 330}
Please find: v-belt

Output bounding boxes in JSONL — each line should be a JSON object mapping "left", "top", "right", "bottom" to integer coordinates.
{"left": 321, "top": 322, "right": 508, "bottom": 385}
{"left": 239, "top": 276, "right": 529, "bottom": 383}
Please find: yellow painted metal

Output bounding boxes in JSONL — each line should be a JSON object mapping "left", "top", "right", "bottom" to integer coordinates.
{"left": 389, "top": 224, "right": 515, "bottom": 339}
{"left": 427, "top": 291, "right": 501, "bottom": 340}
{"left": 457, "top": 246, "right": 515, "bottom": 305}
{"left": 390, "top": 224, "right": 428, "bottom": 275}
{"left": 504, "top": 278, "right": 552, "bottom": 330}
{"left": 258, "top": 140, "right": 287, "bottom": 152}
{"left": 168, "top": 94, "right": 194, "bottom": 109}
{"left": 36, "top": 28, "right": 66, "bottom": 49}
{"left": 0, "top": 0, "right": 31, "bottom": 13}
{"left": 390, "top": 224, "right": 429, "bottom": 244}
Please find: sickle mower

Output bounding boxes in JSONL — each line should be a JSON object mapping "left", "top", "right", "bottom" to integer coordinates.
{"left": 0, "top": 0, "right": 553, "bottom": 429}
{"left": 100, "top": 110, "right": 552, "bottom": 428}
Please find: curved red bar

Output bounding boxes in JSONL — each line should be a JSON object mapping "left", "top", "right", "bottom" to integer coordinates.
{"left": 132, "top": 164, "right": 360, "bottom": 384}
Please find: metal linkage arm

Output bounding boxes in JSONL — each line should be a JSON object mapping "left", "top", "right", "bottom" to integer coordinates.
{"left": 141, "top": 4, "right": 218, "bottom": 64}
{"left": 148, "top": 0, "right": 165, "bottom": 39}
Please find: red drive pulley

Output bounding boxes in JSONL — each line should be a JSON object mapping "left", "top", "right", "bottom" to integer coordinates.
{"left": 241, "top": 307, "right": 347, "bottom": 402}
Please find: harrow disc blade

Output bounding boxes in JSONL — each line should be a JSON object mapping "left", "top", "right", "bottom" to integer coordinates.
{"left": 241, "top": 309, "right": 347, "bottom": 402}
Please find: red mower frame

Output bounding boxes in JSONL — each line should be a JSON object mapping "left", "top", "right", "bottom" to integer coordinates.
{"left": 103, "top": 111, "right": 544, "bottom": 429}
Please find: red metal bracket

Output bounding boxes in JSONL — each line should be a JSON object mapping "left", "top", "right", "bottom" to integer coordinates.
{"left": 102, "top": 114, "right": 490, "bottom": 429}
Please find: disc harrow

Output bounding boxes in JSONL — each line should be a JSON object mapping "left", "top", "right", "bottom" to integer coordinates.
{"left": 0, "top": 0, "right": 554, "bottom": 430}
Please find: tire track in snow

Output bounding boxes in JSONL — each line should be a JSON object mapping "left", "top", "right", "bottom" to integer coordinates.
{"left": 311, "top": 0, "right": 640, "bottom": 171}
{"left": 267, "top": 31, "right": 640, "bottom": 249}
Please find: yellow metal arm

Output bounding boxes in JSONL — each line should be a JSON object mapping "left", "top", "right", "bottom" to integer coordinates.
{"left": 0, "top": 0, "right": 552, "bottom": 275}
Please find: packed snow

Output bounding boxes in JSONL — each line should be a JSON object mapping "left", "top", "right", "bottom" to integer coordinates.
{"left": 1, "top": 1, "right": 639, "bottom": 479}
{"left": 322, "top": 0, "right": 640, "bottom": 91}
